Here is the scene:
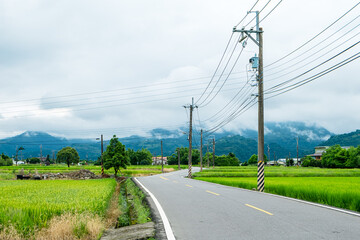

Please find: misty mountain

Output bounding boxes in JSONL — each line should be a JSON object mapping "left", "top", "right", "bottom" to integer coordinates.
{"left": 0, "top": 122, "right": 352, "bottom": 162}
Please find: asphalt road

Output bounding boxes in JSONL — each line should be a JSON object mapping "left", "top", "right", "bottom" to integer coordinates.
{"left": 137, "top": 168, "right": 360, "bottom": 240}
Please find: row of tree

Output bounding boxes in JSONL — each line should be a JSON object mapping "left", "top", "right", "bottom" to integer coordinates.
{"left": 301, "top": 145, "right": 360, "bottom": 168}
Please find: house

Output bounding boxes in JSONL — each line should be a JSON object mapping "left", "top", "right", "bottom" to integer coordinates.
{"left": 308, "top": 146, "right": 351, "bottom": 160}
{"left": 152, "top": 157, "right": 168, "bottom": 165}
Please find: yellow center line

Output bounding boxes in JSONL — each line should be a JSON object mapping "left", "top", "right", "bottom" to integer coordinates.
{"left": 245, "top": 204, "right": 273, "bottom": 216}
{"left": 160, "top": 176, "right": 169, "bottom": 180}
{"left": 186, "top": 184, "right": 193, "bottom": 188}
{"left": 206, "top": 190, "right": 220, "bottom": 196}
{"left": 173, "top": 181, "right": 178, "bottom": 183}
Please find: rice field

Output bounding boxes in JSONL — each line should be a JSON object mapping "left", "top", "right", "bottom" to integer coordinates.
{"left": 194, "top": 166, "right": 360, "bottom": 212}
{"left": 0, "top": 179, "right": 116, "bottom": 237}
{"left": 0, "top": 164, "right": 175, "bottom": 180}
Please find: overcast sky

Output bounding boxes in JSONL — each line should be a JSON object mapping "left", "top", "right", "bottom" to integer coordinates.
{"left": 0, "top": 0, "right": 359, "bottom": 139}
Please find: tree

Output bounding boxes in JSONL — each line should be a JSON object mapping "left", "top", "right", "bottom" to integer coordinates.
{"left": 136, "top": 149, "right": 152, "bottom": 165}
{"left": 103, "top": 135, "right": 130, "bottom": 176}
{"left": 167, "top": 147, "right": 200, "bottom": 165}
{"left": 29, "top": 157, "right": 41, "bottom": 164}
{"left": 0, "top": 153, "right": 13, "bottom": 166}
{"left": 56, "top": 147, "right": 80, "bottom": 167}
{"left": 286, "top": 158, "right": 294, "bottom": 166}
{"left": 215, "top": 152, "right": 240, "bottom": 166}
{"left": 248, "top": 154, "right": 268, "bottom": 165}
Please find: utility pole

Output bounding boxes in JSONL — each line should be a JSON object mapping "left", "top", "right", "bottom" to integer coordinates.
{"left": 296, "top": 136, "right": 299, "bottom": 166}
{"left": 267, "top": 144, "right": 270, "bottom": 163}
{"left": 200, "top": 129, "right": 203, "bottom": 171}
{"left": 101, "top": 134, "right": 104, "bottom": 175}
{"left": 212, "top": 137, "right": 215, "bottom": 169}
{"left": 274, "top": 152, "right": 276, "bottom": 166}
{"left": 233, "top": 11, "right": 264, "bottom": 192}
{"left": 177, "top": 148, "right": 180, "bottom": 170}
{"left": 184, "top": 97, "right": 197, "bottom": 178}
{"left": 40, "top": 144, "right": 42, "bottom": 163}
{"left": 207, "top": 142, "right": 209, "bottom": 168}
{"left": 161, "top": 140, "right": 164, "bottom": 173}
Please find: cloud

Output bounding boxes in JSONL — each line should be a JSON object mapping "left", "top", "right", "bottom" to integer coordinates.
{"left": 0, "top": 0, "right": 358, "bottom": 139}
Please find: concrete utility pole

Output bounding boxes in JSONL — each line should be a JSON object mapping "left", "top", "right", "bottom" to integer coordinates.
{"left": 200, "top": 129, "right": 203, "bottom": 172}
{"left": 296, "top": 137, "right": 299, "bottom": 166}
{"left": 177, "top": 148, "right": 180, "bottom": 170}
{"left": 207, "top": 142, "right": 210, "bottom": 168}
{"left": 233, "top": 11, "right": 265, "bottom": 192}
{"left": 101, "top": 134, "right": 104, "bottom": 175}
{"left": 184, "top": 97, "right": 197, "bottom": 178}
{"left": 212, "top": 137, "right": 215, "bottom": 169}
{"left": 161, "top": 140, "right": 164, "bottom": 173}
{"left": 40, "top": 144, "right": 42, "bottom": 163}
{"left": 267, "top": 145, "right": 270, "bottom": 163}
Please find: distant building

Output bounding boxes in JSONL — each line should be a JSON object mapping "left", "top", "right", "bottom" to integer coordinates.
{"left": 308, "top": 146, "right": 351, "bottom": 160}
{"left": 152, "top": 157, "right": 168, "bottom": 165}
{"left": 12, "top": 159, "right": 25, "bottom": 165}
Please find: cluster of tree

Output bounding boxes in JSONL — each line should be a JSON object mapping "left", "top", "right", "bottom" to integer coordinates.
{"left": 242, "top": 154, "right": 268, "bottom": 166}
{"left": 301, "top": 145, "right": 360, "bottom": 168}
{"left": 128, "top": 148, "right": 152, "bottom": 165}
{"left": 214, "top": 153, "right": 240, "bottom": 166}
{"left": 167, "top": 147, "right": 200, "bottom": 165}
{"left": 286, "top": 158, "right": 295, "bottom": 166}
{"left": 301, "top": 156, "right": 322, "bottom": 167}
{"left": 0, "top": 153, "right": 12, "bottom": 166}
{"left": 167, "top": 147, "right": 240, "bottom": 166}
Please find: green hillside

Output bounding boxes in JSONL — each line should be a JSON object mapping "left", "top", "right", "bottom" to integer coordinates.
{"left": 319, "top": 130, "right": 360, "bottom": 147}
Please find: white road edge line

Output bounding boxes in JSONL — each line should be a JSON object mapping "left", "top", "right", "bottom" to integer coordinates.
{"left": 134, "top": 178, "right": 176, "bottom": 240}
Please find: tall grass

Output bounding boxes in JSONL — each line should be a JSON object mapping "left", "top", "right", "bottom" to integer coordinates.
{"left": 196, "top": 176, "right": 360, "bottom": 212}
{"left": 0, "top": 179, "right": 116, "bottom": 237}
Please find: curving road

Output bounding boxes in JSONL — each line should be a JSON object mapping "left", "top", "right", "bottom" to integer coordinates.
{"left": 136, "top": 168, "right": 360, "bottom": 240}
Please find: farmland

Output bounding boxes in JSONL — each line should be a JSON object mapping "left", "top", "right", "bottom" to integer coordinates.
{"left": 0, "top": 179, "right": 116, "bottom": 238}
{"left": 194, "top": 166, "right": 360, "bottom": 212}
{"left": 0, "top": 164, "right": 176, "bottom": 180}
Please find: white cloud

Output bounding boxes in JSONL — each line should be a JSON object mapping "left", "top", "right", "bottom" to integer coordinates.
{"left": 0, "top": 0, "right": 358, "bottom": 139}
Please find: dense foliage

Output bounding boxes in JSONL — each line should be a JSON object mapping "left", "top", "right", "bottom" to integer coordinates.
{"left": 103, "top": 135, "right": 130, "bottom": 176}
{"left": 245, "top": 154, "right": 268, "bottom": 165}
{"left": 127, "top": 148, "right": 152, "bottom": 165}
{"left": 0, "top": 153, "right": 12, "bottom": 166}
{"left": 215, "top": 153, "right": 240, "bottom": 166}
{"left": 301, "top": 145, "right": 360, "bottom": 168}
{"left": 56, "top": 147, "right": 80, "bottom": 167}
{"left": 167, "top": 147, "right": 200, "bottom": 165}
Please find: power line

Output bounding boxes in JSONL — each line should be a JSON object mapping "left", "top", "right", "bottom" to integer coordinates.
{"left": 234, "top": 0, "right": 260, "bottom": 27}
{"left": 197, "top": 34, "right": 242, "bottom": 106}
{"left": 258, "top": 0, "right": 283, "bottom": 24}
{"left": 265, "top": 2, "right": 360, "bottom": 68}
{"left": 195, "top": 32, "right": 235, "bottom": 105}
{"left": 265, "top": 40, "right": 360, "bottom": 93}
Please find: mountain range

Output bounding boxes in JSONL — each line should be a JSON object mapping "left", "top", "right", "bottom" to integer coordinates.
{"left": 0, "top": 122, "right": 359, "bottom": 162}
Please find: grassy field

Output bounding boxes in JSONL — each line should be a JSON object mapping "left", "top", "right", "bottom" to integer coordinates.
{"left": 0, "top": 179, "right": 116, "bottom": 238}
{"left": 0, "top": 164, "right": 176, "bottom": 180}
{"left": 194, "top": 166, "right": 360, "bottom": 212}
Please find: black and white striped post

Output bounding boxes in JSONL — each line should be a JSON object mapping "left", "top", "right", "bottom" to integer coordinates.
{"left": 257, "top": 159, "right": 265, "bottom": 192}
